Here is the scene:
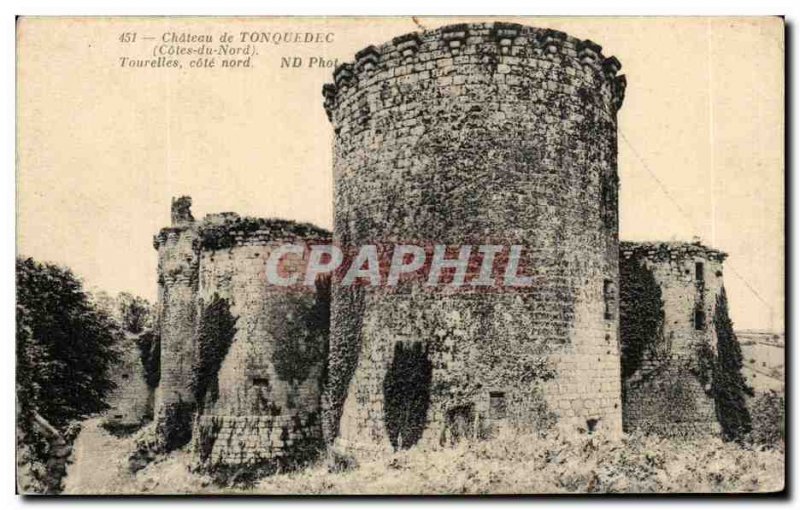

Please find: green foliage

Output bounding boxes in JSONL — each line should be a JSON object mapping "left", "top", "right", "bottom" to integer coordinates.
{"left": 128, "top": 424, "right": 160, "bottom": 472}
{"left": 747, "top": 391, "right": 784, "bottom": 449}
{"left": 322, "top": 284, "right": 365, "bottom": 442}
{"left": 101, "top": 421, "right": 144, "bottom": 438}
{"left": 90, "top": 290, "right": 118, "bottom": 319}
{"left": 117, "top": 292, "right": 152, "bottom": 334}
{"left": 690, "top": 344, "right": 713, "bottom": 404}
{"left": 326, "top": 449, "right": 358, "bottom": 474}
{"left": 195, "top": 417, "right": 224, "bottom": 464}
{"left": 191, "top": 294, "right": 237, "bottom": 409}
{"left": 384, "top": 341, "right": 432, "bottom": 450}
{"left": 270, "top": 276, "right": 329, "bottom": 386}
{"left": 135, "top": 330, "right": 161, "bottom": 389}
{"left": 619, "top": 257, "right": 664, "bottom": 379}
{"left": 101, "top": 429, "right": 784, "bottom": 494}
{"left": 712, "top": 287, "right": 753, "bottom": 441}
{"left": 16, "top": 257, "right": 120, "bottom": 429}
{"left": 474, "top": 349, "right": 555, "bottom": 388}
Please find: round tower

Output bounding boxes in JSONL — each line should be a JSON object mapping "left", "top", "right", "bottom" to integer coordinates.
{"left": 323, "top": 23, "right": 626, "bottom": 451}
{"left": 619, "top": 241, "right": 729, "bottom": 437}
{"left": 192, "top": 215, "right": 331, "bottom": 469}
{"left": 153, "top": 196, "right": 200, "bottom": 448}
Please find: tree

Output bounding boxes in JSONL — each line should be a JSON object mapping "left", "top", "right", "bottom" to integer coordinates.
{"left": 712, "top": 287, "right": 753, "bottom": 441}
{"left": 16, "top": 257, "right": 120, "bottom": 429}
{"left": 117, "top": 292, "right": 152, "bottom": 334}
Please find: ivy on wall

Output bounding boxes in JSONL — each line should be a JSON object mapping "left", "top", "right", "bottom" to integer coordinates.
{"left": 154, "top": 401, "right": 194, "bottom": 451}
{"left": 619, "top": 256, "right": 665, "bottom": 379}
{"left": 190, "top": 294, "right": 237, "bottom": 411}
{"left": 269, "top": 276, "right": 329, "bottom": 388}
{"left": 383, "top": 341, "right": 432, "bottom": 450}
{"left": 136, "top": 330, "right": 161, "bottom": 389}
{"left": 322, "top": 285, "right": 366, "bottom": 443}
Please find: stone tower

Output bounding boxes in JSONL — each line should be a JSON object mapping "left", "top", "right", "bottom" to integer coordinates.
{"left": 619, "top": 241, "right": 728, "bottom": 437}
{"left": 192, "top": 214, "right": 330, "bottom": 468}
{"left": 322, "top": 23, "right": 627, "bottom": 452}
{"left": 153, "top": 196, "right": 200, "bottom": 448}
{"left": 153, "top": 197, "right": 331, "bottom": 466}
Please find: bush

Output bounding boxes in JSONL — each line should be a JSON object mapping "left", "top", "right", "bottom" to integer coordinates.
{"left": 712, "top": 288, "right": 753, "bottom": 441}
{"left": 128, "top": 425, "right": 160, "bottom": 473}
{"left": 747, "top": 391, "right": 784, "bottom": 449}
{"left": 326, "top": 450, "right": 358, "bottom": 474}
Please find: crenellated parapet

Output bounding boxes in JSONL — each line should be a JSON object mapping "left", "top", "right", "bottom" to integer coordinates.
{"left": 196, "top": 216, "right": 331, "bottom": 252}
{"left": 621, "top": 241, "right": 728, "bottom": 265}
{"left": 322, "top": 22, "right": 626, "bottom": 125}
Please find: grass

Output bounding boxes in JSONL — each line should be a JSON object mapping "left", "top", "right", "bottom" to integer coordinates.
{"left": 64, "top": 422, "right": 784, "bottom": 495}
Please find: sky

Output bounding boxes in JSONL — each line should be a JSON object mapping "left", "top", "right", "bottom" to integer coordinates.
{"left": 16, "top": 16, "right": 784, "bottom": 331}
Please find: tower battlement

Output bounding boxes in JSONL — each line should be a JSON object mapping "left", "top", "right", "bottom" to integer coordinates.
{"left": 621, "top": 241, "right": 728, "bottom": 264}
{"left": 323, "top": 22, "right": 626, "bottom": 123}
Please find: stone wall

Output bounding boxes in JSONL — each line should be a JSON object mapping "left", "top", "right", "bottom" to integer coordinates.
{"left": 153, "top": 197, "right": 200, "bottom": 448}
{"left": 192, "top": 222, "right": 330, "bottom": 468}
{"left": 622, "top": 358, "right": 720, "bottom": 437}
{"left": 104, "top": 333, "right": 153, "bottom": 427}
{"left": 619, "top": 241, "right": 727, "bottom": 437}
{"left": 152, "top": 199, "right": 331, "bottom": 466}
{"left": 323, "top": 22, "right": 626, "bottom": 452}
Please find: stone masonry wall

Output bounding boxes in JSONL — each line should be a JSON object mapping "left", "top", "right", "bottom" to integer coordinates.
{"left": 191, "top": 217, "right": 331, "bottom": 468}
{"left": 153, "top": 198, "right": 332, "bottom": 464}
{"left": 323, "top": 23, "right": 626, "bottom": 452}
{"left": 104, "top": 333, "right": 153, "bottom": 427}
{"left": 620, "top": 241, "right": 727, "bottom": 437}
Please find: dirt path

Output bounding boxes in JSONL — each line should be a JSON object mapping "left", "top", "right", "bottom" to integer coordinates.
{"left": 62, "top": 418, "right": 135, "bottom": 494}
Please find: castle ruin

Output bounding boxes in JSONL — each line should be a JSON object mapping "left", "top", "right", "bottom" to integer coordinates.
{"left": 105, "top": 22, "right": 748, "bottom": 470}
{"left": 152, "top": 197, "right": 331, "bottom": 468}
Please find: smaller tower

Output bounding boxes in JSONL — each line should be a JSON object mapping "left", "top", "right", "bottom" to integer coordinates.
{"left": 619, "top": 241, "right": 728, "bottom": 437}
{"left": 152, "top": 196, "right": 200, "bottom": 449}
{"left": 192, "top": 215, "right": 331, "bottom": 470}
{"left": 151, "top": 197, "right": 332, "bottom": 467}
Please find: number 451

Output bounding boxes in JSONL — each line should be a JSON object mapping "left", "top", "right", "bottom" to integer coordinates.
{"left": 119, "top": 32, "right": 137, "bottom": 43}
